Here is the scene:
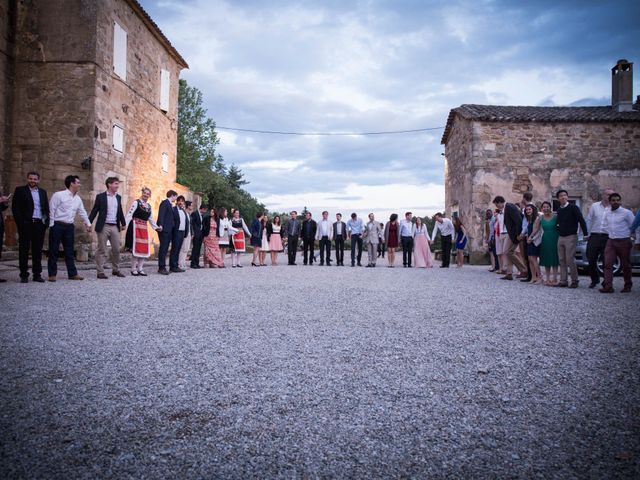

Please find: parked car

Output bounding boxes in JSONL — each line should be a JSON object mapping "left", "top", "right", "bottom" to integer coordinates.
{"left": 575, "top": 237, "right": 640, "bottom": 275}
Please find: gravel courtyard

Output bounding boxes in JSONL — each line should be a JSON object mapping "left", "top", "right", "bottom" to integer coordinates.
{"left": 0, "top": 263, "right": 638, "bottom": 478}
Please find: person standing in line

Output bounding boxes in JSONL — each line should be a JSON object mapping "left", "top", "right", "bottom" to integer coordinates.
{"left": 156, "top": 190, "right": 177, "bottom": 275}
{"left": 0, "top": 192, "right": 9, "bottom": 283}
{"left": 217, "top": 207, "right": 232, "bottom": 266}
{"left": 487, "top": 209, "right": 499, "bottom": 272}
{"left": 555, "top": 189, "right": 588, "bottom": 288}
{"left": 399, "top": 212, "right": 415, "bottom": 268}
{"left": 537, "top": 201, "right": 559, "bottom": 286}
{"left": 285, "top": 211, "right": 301, "bottom": 265}
{"left": 333, "top": 213, "right": 347, "bottom": 266}
{"left": 267, "top": 215, "right": 284, "bottom": 265}
{"left": 190, "top": 203, "right": 207, "bottom": 269}
{"left": 47, "top": 175, "right": 92, "bottom": 281}
{"left": 89, "top": 176, "right": 127, "bottom": 279}
{"left": 384, "top": 213, "right": 400, "bottom": 267}
{"left": 453, "top": 216, "right": 468, "bottom": 268}
{"left": 315, "top": 210, "right": 333, "bottom": 266}
{"left": 377, "top": 223, "right": 386, "bottom": 258}
{"left": 585, "top": 188, "right": 613, "bottom": 288}
{"left": 431, "top": 212, "right": 454, "bottom": 268}
{"left": 12, "top": 171, "right": 49, "bottom": 283}
{"left": 413, "top": 216, "right": 433, "bottom": 268}
{"left": 363, "top": 213, "right": 382, "bottom": 267}
{"left": 259, "top": 214, "right": 270, "bottom": 266}
{"left": 202, "top": 208, "right": 226, "bottom": 268}
{"left": 301, "top": 212, "right": 317, "bottom": 265}
{"left": 178, "top": 200, "right": 194, "bottom": 270}
{"left": 600, "top": 193, "right": 635, "bottom": 293}
{"left": 518, "top": 192, "right": 534, "bottom": 281}
{"left": 229, "top": 208, "right": 251, "bottom": 268}
{"left": 347, "top": 212, "right": 364, "bottom": 267}
{"left": 494, "top": 207, "right": 506, "bottom": 274}
{"left": 170, "top": 195, "right": 189, "bottom": 273}
{"left": 523, "top": 204, "right": 543, "bottom": 284}
{"left": 250, "top": 211, "right": 264, "bottom": 267}
{"left": 492, "top": 196, "right": 528, "bottom": 281}
{"left": 124, "top": 187, "right": 161, "bottom": 276}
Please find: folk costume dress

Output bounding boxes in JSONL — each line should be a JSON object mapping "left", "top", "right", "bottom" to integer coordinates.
{"left": 229, "top": 217, "right": 251, "bottom": 253}
{"left": 125, "top": 199, "right": 159, "bottom": 258}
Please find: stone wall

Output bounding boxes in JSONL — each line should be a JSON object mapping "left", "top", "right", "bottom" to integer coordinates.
{"left": 0, "top": 0, "right": 14, "bottom": 193}
{"left": 445, "top": 116, "right": 640, "bottom": 263}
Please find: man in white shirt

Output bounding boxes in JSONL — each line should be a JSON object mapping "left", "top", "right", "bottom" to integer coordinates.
{"left": 586, "top": 188, "right": 614, "bottom": 288}
{"left": 170, "top": 195, "right": 190, "bottom": 272}
{"left": 600, "top": 192, "right": 635, "bottom": 293}
{"left": 315, "top": 210, "right": 333, "bottom": 266}
{"left": 432, "top": 212, "right": 454, "bottom": 268}
{"left": 47, "top": 175, "right": 92, "bottom": 281}
{"left": 399, "top": 212, "right": 414, "bottom": 267}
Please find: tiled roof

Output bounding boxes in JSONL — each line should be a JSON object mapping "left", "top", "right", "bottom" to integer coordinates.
{"left": 126, "top": 0, "right": 189, "bottom": 69}
{"left": 441, "top": 104, "right": 640, "bottom": 144}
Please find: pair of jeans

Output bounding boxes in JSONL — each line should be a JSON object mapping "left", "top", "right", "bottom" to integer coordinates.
{"left": 350, "top": 234, "right": 362, "bottom": 265}
{"left": 48, "top": 222, "right": 78, "bottom": 277}
{"left": 319, "top": 236, "right": 331, "bottom": 264}
{"left": 401, "top": 236, "right": 413, "bottom": 266}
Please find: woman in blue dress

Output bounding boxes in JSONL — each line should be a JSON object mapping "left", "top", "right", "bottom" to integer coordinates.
{"left": 453, "top": 216, "right": 468, "bottom": 267}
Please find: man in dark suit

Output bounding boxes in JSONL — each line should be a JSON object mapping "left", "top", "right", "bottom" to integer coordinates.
{"left": 333, "top": 213, "right": 347, "bottom": 266}
{"left": 285, "top": 210, "right": 301, "bottom": 265}
{"left": 190, "top": 203, "right": 207, "bottom": 269}
{"left": 156, "top": 190, "right": 177, "bottom": 274}
{"left": 11, "top": 171, "right": 49, "bottom": 283}
{"left": 89, "top": 177, "right": 127, "bottom": 279}
{"left": 301, "top": 211, "right": 317, "bottom": 265}
{"left": 493, "top": 195, "right": 527, "bottom": 280}
{"left": 169, "top": 195, "right": 190, "bottom": 272}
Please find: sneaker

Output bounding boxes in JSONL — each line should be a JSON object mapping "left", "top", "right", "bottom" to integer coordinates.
{"left": 97, "top": 273, "right": 108, "bottom": 279}
{"left": 69, "top": 275, "right": 84, "bottom": 280}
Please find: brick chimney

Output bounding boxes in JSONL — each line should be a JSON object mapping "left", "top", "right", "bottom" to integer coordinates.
{"left": 612, "top": 59, "right": 633, "bottom": 112}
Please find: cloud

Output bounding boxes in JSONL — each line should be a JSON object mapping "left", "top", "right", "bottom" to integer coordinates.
{"left": 142, "top": 0, "right": 640, "bottom": 214}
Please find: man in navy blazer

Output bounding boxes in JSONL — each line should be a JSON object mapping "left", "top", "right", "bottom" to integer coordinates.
{"left": 156, "top": 190, "right": 177, "bottom": 274}
{"left": 493, "top": 195, "right": 527, "bottom": 280}
{"left": 190, "top": 203, "right": 207, "bottom": 268}
{"left": 169, "top": 195, "right": 190, "bottom": 272}
{"left": 89, "top": 177, "right": 127, "bottom": 279}
{"left": 11, "top": 171, "right": 50, "bottom": 282}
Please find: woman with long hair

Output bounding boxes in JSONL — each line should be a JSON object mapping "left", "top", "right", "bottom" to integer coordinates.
{"left": 202, "top": 208, "right": 225, "bottom": 268}
{"left": 453, "top": 216, "right": 468, "bottom": 267}
{"left": 524, "top": 203, "right": 542, "bottom": 284}
{"left": 413, "top": 216, "right": 434, "bottom": 268}
{"left": 268, "top": 215, "right": 284, "bottom": 265}
{"left": 384, "top": 213, "right": 400, "bottom": 267}
{"left": 250, "top": 211, "right": 264, "bottom": 266}
{"left": 259, "top": 214, "right": 270, "bottom": 266}
{"left": 217, "top": 207, "right": 232, "bottom": 266}
{"left": 537, "top": 201, "right": 560, "bottom": 285}
{"left": 229, "top": 208, "right": 251, "bottom": 268}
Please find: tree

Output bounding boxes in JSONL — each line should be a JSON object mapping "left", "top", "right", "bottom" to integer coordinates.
{"left": 226, "top": 164, "right": 248, "bottom": 188}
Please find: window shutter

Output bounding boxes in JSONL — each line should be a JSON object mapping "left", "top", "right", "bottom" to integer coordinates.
{"left": 113, "top": 125, "right": 124, "bottom": 152}
{"left": 162, "top": 152, "right": 169, "bottom": 172}
{"left": 113, "top": 22, "right": 127, "bottom": 80}
{"left": 160, "top": 69, "right": 170, "bottom": 112}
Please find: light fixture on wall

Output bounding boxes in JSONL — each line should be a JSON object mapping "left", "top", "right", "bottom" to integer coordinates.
{"left": 81, "top": 156, "right": 92, "bottom": 170}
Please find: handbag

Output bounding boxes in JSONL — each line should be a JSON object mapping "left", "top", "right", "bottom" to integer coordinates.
{"left": 531, "top": 228, "right": 543, "bottom": 247}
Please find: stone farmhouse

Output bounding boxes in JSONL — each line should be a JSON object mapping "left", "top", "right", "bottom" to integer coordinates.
{"left": 0, "top": 0, "right": 194, "bottom": 258}
{"left": 441, "top": 60, "right": 640, "bottom": 264}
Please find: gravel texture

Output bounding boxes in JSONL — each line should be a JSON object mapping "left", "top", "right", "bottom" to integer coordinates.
{"left": 0, "top": 260, "right": 639, "bottom": 478}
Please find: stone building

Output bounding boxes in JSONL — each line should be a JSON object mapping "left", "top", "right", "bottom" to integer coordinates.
{"left": 441, "top": 60, "right": 640, "bottom": 264}
{"left": 0, "top": 0, "right": 194, "bottom": 258}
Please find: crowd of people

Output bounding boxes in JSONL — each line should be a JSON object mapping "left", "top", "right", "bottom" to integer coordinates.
{"left": 486, "top": 190, "right": 640, "bottom": 293}
{"left": 0, "top": 173, "right": 638, "bottom": 292}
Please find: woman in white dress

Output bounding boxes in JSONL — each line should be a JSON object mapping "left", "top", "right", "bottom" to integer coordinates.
{"left": 217, "top": 207, "right": 233, "bottom": 267}
{"left": 268, "top": 216, "right": 284, "bottom": 265}
{"left": 259, "top": 215, "right": 270, "bottom": 266}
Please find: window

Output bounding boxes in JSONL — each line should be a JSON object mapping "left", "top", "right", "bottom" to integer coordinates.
{"left": 113, "top": 22, "right": 127, "bottom": 80}
{"left": 160, "top": 69, "right": 170, "bottom": 112}
{"left": 162, "top": 152, "right": 169, "bottom": 172}
{"left": 113, "top": 125, "right": 124, "bottom": 152}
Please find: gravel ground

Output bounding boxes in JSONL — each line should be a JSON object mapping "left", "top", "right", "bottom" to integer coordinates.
{"left": 0, "top": 259, "right": 639, "bottom": 479}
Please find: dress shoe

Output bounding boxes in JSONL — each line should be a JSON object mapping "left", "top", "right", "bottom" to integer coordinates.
{"left": 32, "top": 276, "right": 45, "bottom": 283}
{"left": 69, "top": 275, "right": 84, "bottom": 280}
{"left": 599, "top": 287, "right": 614, "bottom": 293}
{"left": 97, "top": 273, "right": 108, "bottom": 279}
{"left": 588, "top": 282, "right": 598, "bottom": 288}
{"left": 0, "top": 278, "right": 6, "bottom": 283}
{"left": 170, "top": 268, "right": 185, "bottom": 273}
{"left": 131, "top": 271, "right": 139, "bottom": 276}
{"left": 48, "top": 276, "right": 57, "bottom": 282}
{"left": 621, "top": 286, "right": 632, "bottom": 293}
{"left": 556, "top": 283, "right": 568, "bottom": 287}
{"left": 20, "top": 277, "right": 29, "bottom": 283}
{"left": 568, "top": 282, "right": 579, "bottom": 289}
{"left": 138, "top": 271, "right": 148, "bottom": 276}
{"left": 500, "top": 275, "right": 513, "bottom": 280}
{"left": 112, "top": 271, "right": 126, "bottom": 278}
{"left": 357, "top": 262, "right": 362, "bottom": 266}
{"left": 158, "top": 268, "right": 170, "bottom": 275}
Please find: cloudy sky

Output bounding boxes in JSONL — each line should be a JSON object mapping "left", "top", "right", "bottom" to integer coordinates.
{"left": 140, "top": 0, "right": 639, "bottom": 218}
